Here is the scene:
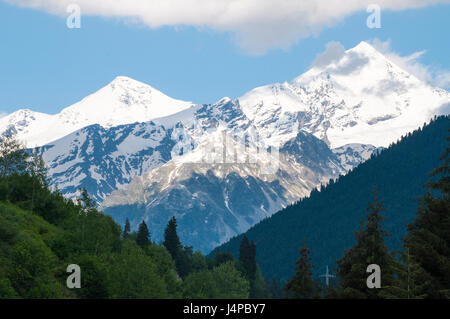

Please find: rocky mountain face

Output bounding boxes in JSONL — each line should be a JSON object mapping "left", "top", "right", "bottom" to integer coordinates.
{"left": 35, "top": 121, "right": 184, "bottom": 201}
{"left": 101, "top": 129, "right": 345, "bottom": 252}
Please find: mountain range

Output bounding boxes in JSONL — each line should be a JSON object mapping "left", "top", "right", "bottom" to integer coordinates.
{"left": 1, "top": 41, "right": 448, "bottom": 253}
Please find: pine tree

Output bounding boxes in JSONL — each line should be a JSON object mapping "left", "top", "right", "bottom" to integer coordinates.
{"left": 239, "top": 236, "right": 257, "bottom": 297}
{"left": 382, "top": 249, "right": 430, "bottom": 299}
{"left": 163, "top": 217, "right": 182, "bottom": 260}
{"left": 163, "top": 216, "right": 191, "bottom": 278}
{"left": 136, "top": 220, "right": 151, "bottom": 248}
{"left": 285, "top": 242, "right": 317, "bottom": 299}
{"left": 77, "top": 188, "right": 96, "bottom": 211}
{"left": 403, "top": 135, "right": 450, "bottom": 298}
{"left": 123, "top": 218, "right": 131, "bottom": 239}
{"left": 335, "top": 190, "right": 395, "bottom": 298}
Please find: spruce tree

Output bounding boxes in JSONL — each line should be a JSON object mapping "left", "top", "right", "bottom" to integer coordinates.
{"left": 383, "top": 249, "right": 430, "bottom": 299}
{"left": 335, "top": 191, "right": 395, "bottom": 298}
{"left": 77, "top": 188, "right": 96, "bottom": 211}
{"left": 285, "top": 242, "right": 317, "bottom": 299}
{"left": 163, "top": 217, "right": 182, "bottom": 260}
{"left": 163, "top": 216, "right": 191, "bottom": 278}
{"left": 239, "top": 236, "right": 257, "bottom": 297}
{"left": 123, "top": 218, "right": 131, "bottom": 239}
{"left": 136, "top": 220, "right": 151, "bottom": 248}
{"left": 403, "top": 137, "right": 450, "bottom": 298}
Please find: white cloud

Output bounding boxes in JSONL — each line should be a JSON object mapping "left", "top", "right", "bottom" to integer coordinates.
{"left": 312, "top": 41, "right": 346, "bottom": 68}
{"left": 312, "top": 41, "right": 370, "bottom": 75}
{"left": 370, "top": 38, "right": 450, "bottom": 89}
{"left": 0, "top": 112, "right": 8, "bottom": 119}
{"left": 6, "top": 0, "right": 450, "bottom": 54}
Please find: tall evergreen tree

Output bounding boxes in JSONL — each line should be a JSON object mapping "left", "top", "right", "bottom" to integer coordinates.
{"left": 383, "top": 249, "right": 430, "bottom": 299}
{"left": 285, "top": 242, "right": 317, "bottom": 299}
{"left": 403, "top": 135, "right": 450, "bottom": 298}
{"left": 335, "top": 191, "right": 395, "bottom": 298}
{"left": 239, "top": 236, "right": 257, "bottom": 297}
{"left": 163, "top": 216, "right": 191, "bottom": 278}
{"left": 123, "top": 218, "right": 131, "bottom": 239}
{"left": 163, "top": 217, "right": 182, "bottom": 260}
{"left": 77, "top": 188, "right": 96, "bottom": 211}
{"left": 136, "top": 220, "right": 151, "bottom": 248}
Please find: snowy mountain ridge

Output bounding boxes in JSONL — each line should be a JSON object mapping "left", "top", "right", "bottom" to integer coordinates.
{"left": 239, "top": 41, "right": 450, "bottom": 148}
{"left": 1, "top": 76, "right": 194, "bottom": 147}
{"left": 2, "top": 42, "right": 448, "bottom": 151}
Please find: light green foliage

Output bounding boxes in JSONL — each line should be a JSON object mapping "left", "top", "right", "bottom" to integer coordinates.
{"left": 146, "top": 244, "right": 182, "bottom": 298}
{"left": 211, "top": 261, "right": 250, "bottom": 299}
{"left": 190, "top": 251, "right": 208, "bottom": 273}
{"left": 0, "top": 202, "right": 65, "bottom": 298}
{"left": 108, "top": 241, "right": 168, "bottom": 298}
{"left": 183, "top": 261, "right": 249, "bottom": 299}
{"left": 183, "top": 269, "right": 218, "bottom": 298}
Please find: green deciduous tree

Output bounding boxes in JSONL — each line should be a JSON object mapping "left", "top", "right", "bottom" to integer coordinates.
{"left": 0, "top": 136, "right": 28, "bottom": 178}
{"left": 212, "top": 261, "right": 250, "bottom": 299}
{"left": 108, "top": 241, "right": 168, "bottom": 298}
{"left": 183, "top": 261, "right": 250, "bottom": 299}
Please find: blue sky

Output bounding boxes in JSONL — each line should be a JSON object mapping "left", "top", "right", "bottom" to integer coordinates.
{"left": 0, "top": 1, "right": 449, "bottom": 115}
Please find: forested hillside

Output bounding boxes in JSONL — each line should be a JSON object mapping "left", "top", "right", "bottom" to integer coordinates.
{"left": 0, "top": 138, "right": 264, "bottom": 298}
{"left": 213, "top": 116, "right": 449, "bottom": 282}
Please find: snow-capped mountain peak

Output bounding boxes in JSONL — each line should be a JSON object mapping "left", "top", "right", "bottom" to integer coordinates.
{"left": 1, "top": 76, "right": 195, "bottom": 147}
{"left": 239, "top": 41, "right": 450, "bottom": 148}
{"left": 349, "top": 40, "right": 381, "bottom": 55}
{"left": 59, "top": 75, "right": 194, "bottom": 129}
{"left": 0, "top": 109, "right": 51, "bottom": 142}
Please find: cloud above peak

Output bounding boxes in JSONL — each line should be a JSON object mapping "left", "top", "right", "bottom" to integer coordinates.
{"left": 310, "top": 39, "right": 450, "bottom": 90}
{"left": 6, "top": 0, "right": 450, "bottom": 54}
{"left": 311, "top": 41, "right": 370, "bottom": 75}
